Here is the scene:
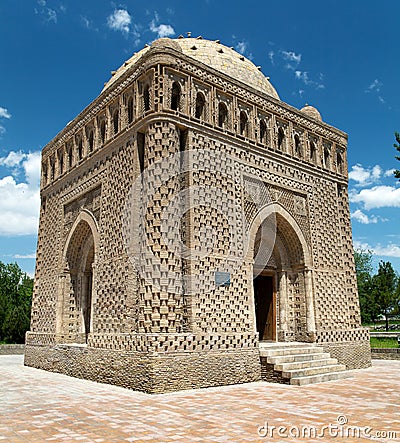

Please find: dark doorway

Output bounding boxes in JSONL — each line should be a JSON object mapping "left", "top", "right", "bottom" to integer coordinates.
{"left": 253, "top": 275, "right": 275, "bottom": 341}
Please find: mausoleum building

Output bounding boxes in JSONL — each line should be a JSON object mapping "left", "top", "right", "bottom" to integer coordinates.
{"left": 25, "top": 36, "right": 371, "bottom": 392}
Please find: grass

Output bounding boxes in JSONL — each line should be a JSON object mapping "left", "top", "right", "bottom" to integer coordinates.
{"left": 370, "top": 337, "right": 399, "bottom": 348}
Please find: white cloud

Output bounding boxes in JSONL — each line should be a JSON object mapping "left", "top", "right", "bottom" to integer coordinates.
{"left": 268, "top": 50, "right": 275, "bottom": 65}
{"left": 81, "top": 15, "right": 91, "bottom": 29}
{"left": 0, "top": 176, "right": 39, "bottom": 235}
{"left": 351, "top": 209, "right": 379, "bottom": 224}
{"left": 281, "top": 50, "right": 302, "bottom": 66}
{"left": 384, "top": 168, "right": 396, "bottom": 177}
{"left": 0, "top": 106, "right": 11, "bottom": 135}
{"left": 34, "top": 0, "right": 59, "bottom": 24}
{"left": 365, "top": 79, "right": 385, "bottom": 103}
{"left": 0, "top": 150, "right": 26, "bottom": 168}
{"left": 81, "top": 15, "right": 98, "bottom": 32}
{"left": 353, "top": 240, "right": 373, "bottom": 252}
{"left": 0, "top": 151, "right": 41, "bottom": 236}
{"left": 107, "top": 9, "right": 132, "bottom": 34}
{"left": 272, "top": 49, "right": 324, "bottom": 90}
{"left": 235, "top": 41, "right": 247, "bottom": 55}
{"left": 23, "top": 152, "right": 41, "bottom": 186}
{"left": 149, "top": 21, "right": 175, "bottom": 38}
{"left": 366, "top": 79, "right": 382, "bottom": 93}
{"left": 0, "top": 107, "right": 11, "bottom": 119}
{"left": 350, "top": 185, "right": 400, "bottom": 209}
{"left": 47, "top": 8, "right": 57, "bottom": 23}
{"left": 295, "top": 70, "right": 309, "bottom": 82}
{"left": 348, "top": 163, "right": 388, "bottom": 187}
{"left": 231, "top": 36, "right": 253, "bottom": 60}
{"left": 14, "top": 252, "right": 36, "bottom": 259}
{"left": 374, "top": 244, "right": 400, "bottom": 258}
{"left": 353, "top": 240, "right": 400, "bottom": 259}
{"left": 295, "top": 70, "right": 325, "bottom": 89}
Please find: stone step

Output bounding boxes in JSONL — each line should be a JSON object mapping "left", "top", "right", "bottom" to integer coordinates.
{"left": 290, "top": 371, "right": 351, "bottom": 386}
{"left": 266, "top": 352, "right": 332, "bottom": 365}
{"left": 274, "top": 357, "right": 338, "bottom": 372}
{"left": 258, "top": 341, "right": 318, "bottom": 350}
{"left": 259, "top": 342, "right": 351, "bottom": 386}
{"left": 260, "top": 346, "right": 323, "bottom": 358}
{"left": 282, "top": 363, "right": 347, "bottom": 379}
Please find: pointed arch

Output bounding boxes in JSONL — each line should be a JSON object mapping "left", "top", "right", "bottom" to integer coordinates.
{"left": 63, "top": 210, "right": 99, "bottom": 259}
{"left": 60, "top": 210, "right": 99, "bottom": 343}
{"left": 246, "top": 203, "right": 311, "bottom": 268}
{"left": 247, "top": 203, "right": 314, "bottom": 342}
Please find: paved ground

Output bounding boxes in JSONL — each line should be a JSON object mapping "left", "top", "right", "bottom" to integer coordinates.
{"left": 1, "top": 355, "right": 399, "bottom": 442}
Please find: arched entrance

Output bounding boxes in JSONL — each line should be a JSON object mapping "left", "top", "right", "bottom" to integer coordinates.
{"left": 58, "top": 211, "right": 98, "bottom": 343}
{"left": 249, "top": 204, "right": 315, "bottom": 343}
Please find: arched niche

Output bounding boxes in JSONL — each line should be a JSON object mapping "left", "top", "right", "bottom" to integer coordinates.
{"left": 57, "top": 210, "right": 99, "bottom": 343}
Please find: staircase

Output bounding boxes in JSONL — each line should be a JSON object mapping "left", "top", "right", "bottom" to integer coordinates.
{"left": 259, "top": 342, "right": 351, "bottom": 386}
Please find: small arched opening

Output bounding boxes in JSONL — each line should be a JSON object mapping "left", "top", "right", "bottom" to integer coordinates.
{"left": 100, "top": 120, "right": 106, "bottom": 144}
{"left": 337, "top": 152, "right": 343, "bottom": 174}
{"left": 218, "top": 102, "right": 228, "bottom": 128}
{"left": 171, "top": 82, "right": 181, "bottom": 111}
{"left": 259, "top": 119, "right": 267, "bottom": 145}
{"left": 77, "top": 137, "right": 83, "bottom": 161}
{"left": 143, "top": 84, "right": 150, "bottom": 112}
{"left": 277, "top": 127, "right": 285, "bottom": 150}
{"left": 88, "top": 129, "right": 94, "bottom": 152}
{"left": 309, "top": 141, "right": 316, "bottom": 163}
{"left": 239, "top": 111, "right": 248, "bottom": 137}
{"left": 195, "top": 92, "right": 205, "bottom": 119}
{"left": 58, "top": 149, "right": 64, "bottom": 175}
{"left": 50, "top": 157, "right": 55, "bottom": 181}
{"left": 127, "top": 96, "right": 134, "bottom": 123}
{"left": 294, "top": 134, "right": 302, "bottom": 157}
{"left": 324, "top": 147, "right": 330, "bottom": 169}
{"left": 113, "top": 109, "right": 119, "bottom": 135}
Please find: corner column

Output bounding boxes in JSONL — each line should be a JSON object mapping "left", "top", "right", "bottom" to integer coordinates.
{"left": 304, "top": 269, "right": 316, "bottom": 335}
{"left": 278, "top": 270, "right": 288, "bottom": 339}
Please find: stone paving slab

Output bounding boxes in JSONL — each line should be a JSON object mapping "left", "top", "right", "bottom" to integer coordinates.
{"left": 1, "top": 355, "right": 399, "bottom": 442}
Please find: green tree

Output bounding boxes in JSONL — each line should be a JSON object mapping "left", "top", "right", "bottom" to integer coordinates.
{"left": 354, "top": 248, "right": 379, "bottom": 324}
{"left": 0, "top": 261, "right": 33, "bottom": 343}
{"left": 394, "top": 132, "right": 400, "bottom": 181}
{"left": 372, "top": 261, "right": 399, "bottom": 331}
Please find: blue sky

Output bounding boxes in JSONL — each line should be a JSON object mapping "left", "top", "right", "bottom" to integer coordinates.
{"left": 0, "top": 0, "right": 399, "bottom": 276}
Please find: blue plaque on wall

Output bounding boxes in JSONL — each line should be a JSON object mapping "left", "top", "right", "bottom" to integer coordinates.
{"left": 215, "top": 271, "right": 230, "bottom": 287}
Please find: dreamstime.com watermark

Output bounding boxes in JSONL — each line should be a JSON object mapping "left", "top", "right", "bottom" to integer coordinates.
{"left": 257, "top": 415, "right": 398, "bottom": 440}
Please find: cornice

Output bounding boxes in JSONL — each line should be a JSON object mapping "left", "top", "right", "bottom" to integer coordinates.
{"left": 42, "top": 45, "right": 347, "bottom": 160}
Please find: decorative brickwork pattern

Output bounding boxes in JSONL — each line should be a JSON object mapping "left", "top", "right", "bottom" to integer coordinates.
{"left": 26, "top": 37, "right": 370, "bottom": 392}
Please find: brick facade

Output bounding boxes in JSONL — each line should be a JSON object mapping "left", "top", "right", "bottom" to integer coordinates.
{"left": 25, "top": 36, "right": 370, "bottom": 392}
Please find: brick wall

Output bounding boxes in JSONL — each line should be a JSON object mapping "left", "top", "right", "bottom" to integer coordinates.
{"left": 0, "top": 344, "right": 25, "bottom": 355}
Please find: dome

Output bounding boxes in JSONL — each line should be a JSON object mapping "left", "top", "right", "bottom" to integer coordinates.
{"left": 301, "top": 105, "right": 322, "bottom": 121}
{"left": 102, "top": 37, "right": 280, "bottom": 100}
